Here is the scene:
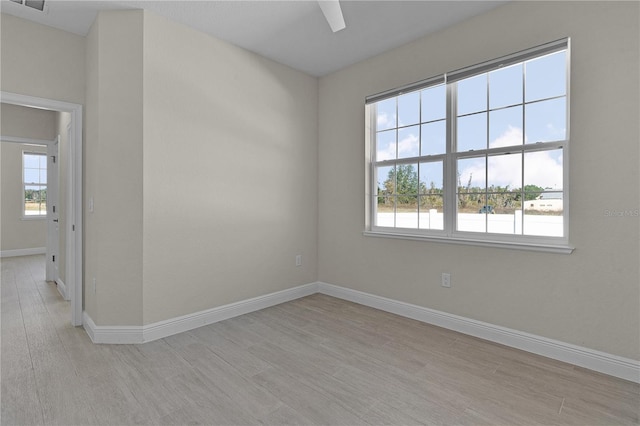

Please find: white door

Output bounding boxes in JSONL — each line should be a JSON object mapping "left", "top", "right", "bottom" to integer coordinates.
{"left": 46, "top": 137, "right": 60, "bottom": 286}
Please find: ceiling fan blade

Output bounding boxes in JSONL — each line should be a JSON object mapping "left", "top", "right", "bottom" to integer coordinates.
{"left": 318, "top": 0, "right": 346, "bottom": 33}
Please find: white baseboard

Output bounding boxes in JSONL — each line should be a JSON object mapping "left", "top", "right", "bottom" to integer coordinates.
{"left": 55, "top": 278, "right": 68, "bottom": 300}
{"left": 317, "top": 282, "right": 640, "bottom": 384}
{"left": 80, "top": 279, "right": 639, "bottom": 383}
{"left": 83, "top": 312, "right": 142, "bottom": 344}
{"left": 0, "top": 247, "right": 46, "bottom": 258}
{"left": 83, "top": 282, "right": 318, "bottom": 345}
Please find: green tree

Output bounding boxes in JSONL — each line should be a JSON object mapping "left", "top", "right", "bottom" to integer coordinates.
{"left": 523, "top": 184, "right": 544, "bottom": 200}
{"left": 382, "top": 165, "right": 427, "bottom": 206}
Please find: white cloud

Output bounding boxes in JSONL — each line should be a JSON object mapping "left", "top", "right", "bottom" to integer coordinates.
{"left": 376, "top": 132, "right": 418, "bottom": 161}
{"left": 524, "top": 150, "right": 563, "bottom": 190}
{"left": 397, "top": 133, "right": 419, "bottom": 157}
{"left": 376, "top": 112, "right": 395, "bottom": 130}
{"left": 490, "top": 125, "right": 527, "bottom": 148}
{"left": 460, "top": 126, "right": 563, "bottom": 190}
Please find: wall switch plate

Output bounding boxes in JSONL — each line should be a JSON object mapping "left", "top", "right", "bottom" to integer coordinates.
{"left": 295, "top": 255, "right": 302, "bottom": 267}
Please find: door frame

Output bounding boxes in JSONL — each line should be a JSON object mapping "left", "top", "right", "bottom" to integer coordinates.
{"left": 46, "top": 135, "right": 60, "bottom": 286}
{"left": 1, "top": 91, "right": 83, "bottom": 327}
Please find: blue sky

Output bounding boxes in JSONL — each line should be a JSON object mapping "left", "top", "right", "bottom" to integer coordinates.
{"left": 375, "top": 50, "right": 566, "bottom": 192}
{"left": 23, "top": 153, "right": 47, "bottom": 184}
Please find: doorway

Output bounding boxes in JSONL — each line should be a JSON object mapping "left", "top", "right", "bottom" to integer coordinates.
{"left": 1, "top": 91, "right": 83, "bottom": 327}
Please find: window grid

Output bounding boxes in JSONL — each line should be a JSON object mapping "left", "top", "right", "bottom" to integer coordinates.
{"left": 23, "top": 152, "right": 47, "bottom": 217}
{"left": 369, "top": 40, "right": 569, "bottom": 246}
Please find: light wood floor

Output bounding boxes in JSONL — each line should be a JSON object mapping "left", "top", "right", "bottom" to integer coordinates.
{"left": 1, "top": 255, "right": 638, "bottom": 425}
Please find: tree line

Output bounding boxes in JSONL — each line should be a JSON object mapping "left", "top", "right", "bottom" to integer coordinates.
{"left": 378, "top": 164, "right": 546, "bottom": 211}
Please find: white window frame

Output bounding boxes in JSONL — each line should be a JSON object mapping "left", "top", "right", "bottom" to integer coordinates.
{"left": 364, "top": 38, "right": 573, "bottom": 254}
{"left": 22, "top": 150, "right": 47, "bottom": 219}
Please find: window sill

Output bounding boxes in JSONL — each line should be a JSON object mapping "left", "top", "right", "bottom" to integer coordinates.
{"left": 21, "top": 215, "right": 47, "bottom": 221}
{"left": 363, "top": 230, "right": 574, "bottom": 254}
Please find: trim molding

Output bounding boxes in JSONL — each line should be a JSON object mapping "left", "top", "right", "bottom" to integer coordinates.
{"left": 80, "top": 280, "right": 639, "bottom": 383}
{"left": 83, "top": 282, "right": 318, "bottom": 345}
{"left": 0, "top": 247, "right": 46, "bottom": 258}
{"left": 317, "top": 282, "right": 640, "bottom": 384}
{"left": 83, "top": 312, "right": 141, "bottom": 344}
{"left": 55, "top": 278, "right": 68, "bottom": 301}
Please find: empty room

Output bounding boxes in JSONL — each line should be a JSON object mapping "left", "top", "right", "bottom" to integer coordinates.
{"left": 1, "top": 1, "right": 638, "bottom": 425}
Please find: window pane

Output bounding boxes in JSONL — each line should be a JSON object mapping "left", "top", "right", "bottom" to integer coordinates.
{"left": 24, "top": 169, "right": 40, "bottom": 184}
{"left": 39, "top": 155, "right": 47, "bottom": 169}
{"left": 24, "top": 185, "right": 46, "bottom": 216}
{"left": 421, "top": 84, "right": 446, "bottom": 122}
{"left": 457, "top": 194, "right": 486, "bottom": 232}
{"left": 419, "top": 161, "right": 443, "bottom": 192}
{"left": 421, "top": 121, "right": 446, "bottom": 156}
{"left": 375, "top": 165, "right": 395, "bottom": 195}
{"left": 397, "top": 91, "right": 420, "bottom": 127}
{"left": 376, "top": 196, "right": 395, "bottom": 227}
{"left": 419, "top": 195, "right": 444, "bottom": 230}
{"left": 525, "top": 51, "right": 566, "bottom": 102}
{"left": 376, "top": 129, "right": 396, "bottom": 161}
{"left": 397, "top": 126, "right": 420, "bottom": 159}
{"left": 395, "top": 164, "right": 419, "bottom": 195}
{"left": 419, "top": 161, "right": 443, "bottom": 231}
{"left": 396, "top": 195, "right": 418, "bottom": 229}
{"left": 457, "top": 113, "right": 487, "bottom": 152}
{"left": 525, "top": 98, "right": 566, "bottom": 144}
{"left": 24, "top": 155, "right": 39, "bottom": 169}
{"left": 457, "top": 157, "right": 485, "bottom": 192}
{"left": 40, "top": 169, "right": 47, "bottom": 184}
{"left": 487, "top": 204, "right": 523, "bottom": 235}
{"left": 489, "top": 106, "right": 523, "bottom": 148}
{"left": 524, "top": 192, "right": 563, "bottom": 237}
{"left": 488, "top": 153, "right": 522, "bottom": 192}
{"left": 524, "top": 149, "right": 563, "bottom": 191}
{"left": 376, "top": 98, "right": 396, "bottom": 131}
{"left": 457, "top": 74, "right": 487, "bottom": 115}
{"left": 489, "top": 63, "right": 523, "bottom": 109}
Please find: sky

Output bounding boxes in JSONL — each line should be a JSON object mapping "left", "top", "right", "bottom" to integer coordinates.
{"left": 375, "top": 50, "right": 566, "bottom": 193}
{"left": 23, "top": 152, "right": 47, "bottom": 184}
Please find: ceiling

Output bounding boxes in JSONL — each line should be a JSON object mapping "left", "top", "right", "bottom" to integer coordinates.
{"left": 0, "top": 0, "right": 507, "bottom": 76}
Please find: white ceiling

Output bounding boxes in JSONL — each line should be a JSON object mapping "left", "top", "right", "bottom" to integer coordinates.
{"left": 0, "top": 0, "right": 507, "bottom": 76}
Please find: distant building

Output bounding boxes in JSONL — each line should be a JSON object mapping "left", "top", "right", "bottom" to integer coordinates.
{"left": 525, "top": 193, "right": 563, "bottom": 212}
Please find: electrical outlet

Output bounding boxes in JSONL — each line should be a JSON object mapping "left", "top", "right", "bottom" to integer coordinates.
{"left": 441, "top": 273, "right": 451, "bottom": 288}
{"left": 92, "top": 277, "right": 97, "bottom": 293}
{"left": 295, "top": 255, "right": 302, "bottom": 267}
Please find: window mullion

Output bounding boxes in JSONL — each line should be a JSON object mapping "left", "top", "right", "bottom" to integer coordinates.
{"left": 444, "top": 82, "right": 457, "bottom": 237}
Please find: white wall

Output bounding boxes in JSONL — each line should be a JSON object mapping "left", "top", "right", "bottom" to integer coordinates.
{"left": 141, "top": 12, "right": 318, "bottom": 324}
{"left": 0, "top": 13, "right": 85, "bottom": 105}
{"left": 318, "top": 1, "right": 639, "bottom": 361}
{"left": 1, "top": 104, "right": 56, "bottom": 252}
{"left": 84, "top": 11, "right": 144, "bottom": 326}
{"left": 83, "top": 10, "right": 318, "bottom": 326}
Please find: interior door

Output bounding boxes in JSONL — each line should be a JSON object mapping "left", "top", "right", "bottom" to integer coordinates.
{"left": 46, "top": 136, "right": 60, "bottom": 284}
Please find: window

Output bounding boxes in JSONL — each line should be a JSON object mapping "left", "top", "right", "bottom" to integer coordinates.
{"left": 23, "top": 152, "right": 47, "bottom": 217}
{"left": 366, "top": 39, "right": 571, "bottom": 252}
